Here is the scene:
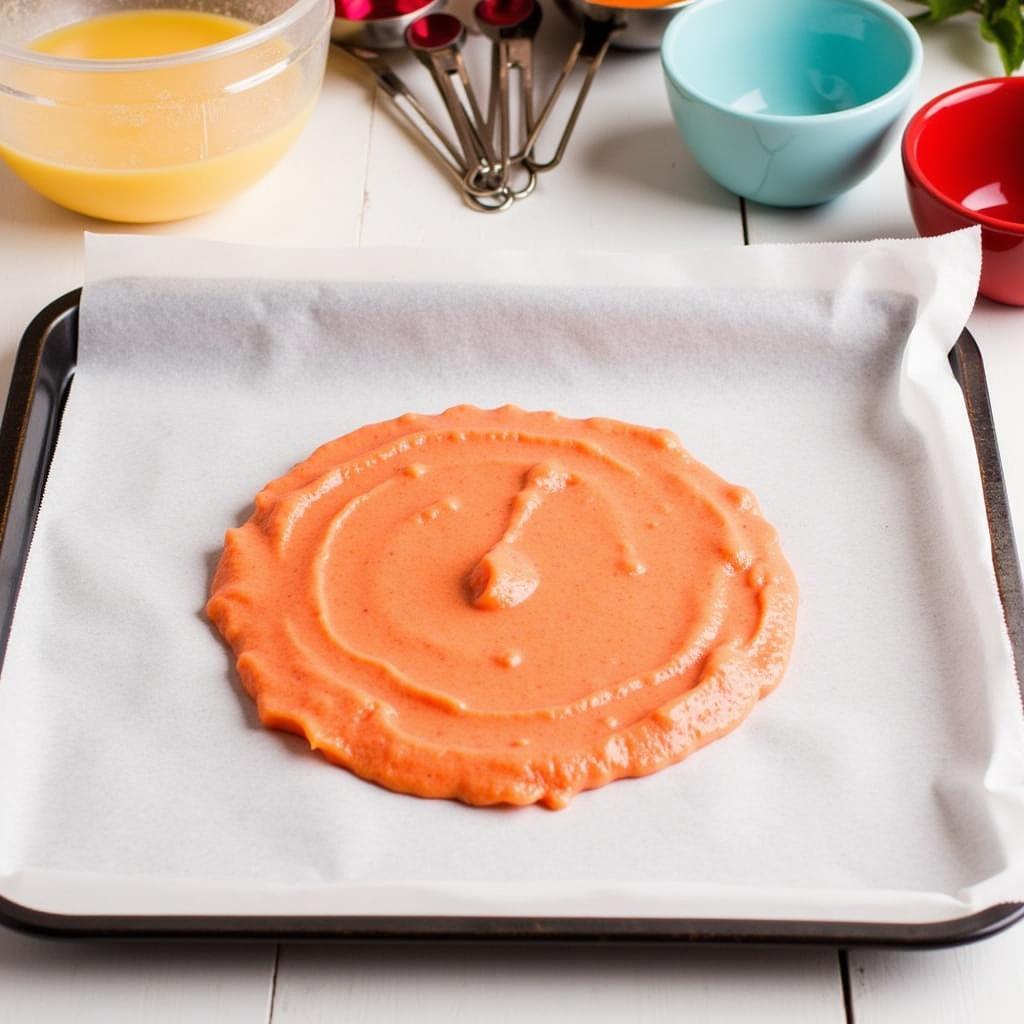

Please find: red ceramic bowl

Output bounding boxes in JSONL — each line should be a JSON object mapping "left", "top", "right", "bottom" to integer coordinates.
{"left": 903, "top": 77, "right": 1024, "bottom": 306}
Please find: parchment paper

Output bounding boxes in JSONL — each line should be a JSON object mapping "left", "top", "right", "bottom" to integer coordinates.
{"left": 2, "top": 229, "right": 1023, "bottom": 925}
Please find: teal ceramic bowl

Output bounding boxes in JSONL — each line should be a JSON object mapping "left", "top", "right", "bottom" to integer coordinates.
{"left": 661, "top": 0, "right": 922, "bottom": 207}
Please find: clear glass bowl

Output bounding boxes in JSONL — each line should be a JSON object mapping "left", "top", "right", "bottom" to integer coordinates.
{"left": 0, "top": 0, "right": 332, "bottom": 222}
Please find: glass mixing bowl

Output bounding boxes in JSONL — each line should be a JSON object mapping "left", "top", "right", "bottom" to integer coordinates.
{"left": 0, "top": 0, "right": 332, "bottom": 222}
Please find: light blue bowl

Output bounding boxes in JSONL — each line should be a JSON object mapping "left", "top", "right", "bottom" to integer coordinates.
{"left": 661, "top": 0, "right": 922, "bottom": 207}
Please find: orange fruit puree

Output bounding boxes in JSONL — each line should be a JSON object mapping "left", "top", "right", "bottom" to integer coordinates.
{"left": 208, "top": 406, "right": 798, "bottom": 809}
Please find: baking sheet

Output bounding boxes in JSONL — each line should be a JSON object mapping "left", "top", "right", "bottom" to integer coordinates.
{"left": 2, "top": 230, "right": 1023, "bottom": 925}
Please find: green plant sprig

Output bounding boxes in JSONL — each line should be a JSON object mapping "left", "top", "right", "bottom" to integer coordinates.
{"left": 911, "top": 0, "right": 1024, "bottom": 73}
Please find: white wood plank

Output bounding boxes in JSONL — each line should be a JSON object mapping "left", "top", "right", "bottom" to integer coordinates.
{"left": 271, "top": 945, "right": 845, "bottom": 1024}
{"left": 0, "top": 927, "right": 276, "bottom": 1024}
{"left": 851, "top": 922, "right": 1024, "bottom": 1023}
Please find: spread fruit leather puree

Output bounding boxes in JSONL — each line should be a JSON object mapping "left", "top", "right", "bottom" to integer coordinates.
{"left": 208, "top": 406, "right": 798, "bottom": 808}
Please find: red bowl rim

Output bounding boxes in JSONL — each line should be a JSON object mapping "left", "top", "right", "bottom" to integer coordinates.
{"left": 902, "top": 76, "right": 1024, "bottom": 237}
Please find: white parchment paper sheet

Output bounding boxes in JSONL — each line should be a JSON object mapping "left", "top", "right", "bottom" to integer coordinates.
{"left": 2, "top": 230, "right": 1023, "bottom": 925}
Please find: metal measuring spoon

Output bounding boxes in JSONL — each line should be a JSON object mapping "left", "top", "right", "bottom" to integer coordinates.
{"left": 333, "top": 2, "right": 514, "bottom": 211}
{"left": 339, "top": 47, "right": 463, "bottom": 177}
{"left": 521, "top": 12, "right": 624, "bottom": 174}
{"left": 473, "top": 0, "right": 542, "bottom": 200}
{"left": 340, "top": 46, "right": 514, "bottom": 212}
{"left": 523, "top": 0, "right": 696, "bottom": 174}
{"left": 404, "top": 13, "right": 505, "bottom": 197}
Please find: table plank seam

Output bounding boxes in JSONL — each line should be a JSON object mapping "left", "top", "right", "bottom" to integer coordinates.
{"left": 267, "top": 944, "right": 282, "bottom": 1024}
{"left": 839, "top": 950, "right": 855, "bottom": 1023}
{"left": 356, "top": 85, "right": 379, "bottom": 247}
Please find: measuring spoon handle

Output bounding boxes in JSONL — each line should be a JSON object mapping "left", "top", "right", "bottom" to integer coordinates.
{"left": 523, "top": 16, "right": 622, "bottom": 174}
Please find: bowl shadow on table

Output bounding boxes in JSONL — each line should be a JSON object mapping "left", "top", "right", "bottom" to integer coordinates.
{"left": 578, "top": 121, "right": 741, "bottom": 215}
{"left": 742, "top": 189, "right": 916, "bottom": 244}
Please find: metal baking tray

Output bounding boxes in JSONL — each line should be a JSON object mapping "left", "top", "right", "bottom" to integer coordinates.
{"left": 0, "top": 289, "right": 1022, "bottom": 947}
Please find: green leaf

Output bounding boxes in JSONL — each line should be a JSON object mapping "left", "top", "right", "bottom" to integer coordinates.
{"left": 981, "top": 0, "right": 1024, "bottom": 73}
{"left": 917, "top": 0, "right": 977, "bottom": 22}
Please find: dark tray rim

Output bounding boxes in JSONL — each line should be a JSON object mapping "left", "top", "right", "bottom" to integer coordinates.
{"left": 1, "top": 288, "right": 1022, "bottom": 948}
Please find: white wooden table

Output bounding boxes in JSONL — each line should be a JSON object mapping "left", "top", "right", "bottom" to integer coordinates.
{"left": 1, "top": 4, "right": 1023, "bottom": 1020}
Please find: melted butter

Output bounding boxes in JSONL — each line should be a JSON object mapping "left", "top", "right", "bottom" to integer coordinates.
{"left": 0, "top": 10, "right": 312, "bottom": 222}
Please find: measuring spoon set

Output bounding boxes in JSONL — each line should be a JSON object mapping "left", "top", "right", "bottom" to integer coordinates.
{"left": 333, "top": 0, "right": 688, "bottom": 211}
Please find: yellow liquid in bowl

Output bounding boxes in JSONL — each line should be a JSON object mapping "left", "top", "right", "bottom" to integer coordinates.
{"left": 0, "top": 10, "right": 317, "bottom": 222}
{"left": 30, "top": 9, "right": 252, "bottom": 59}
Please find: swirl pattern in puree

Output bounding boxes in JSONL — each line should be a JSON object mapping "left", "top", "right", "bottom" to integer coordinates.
{"left": 207, "top": 406, "right": 798, "bottom": 809}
